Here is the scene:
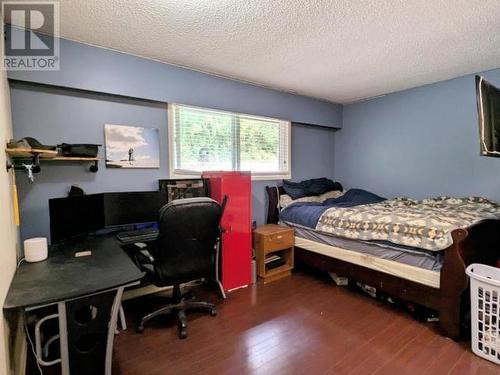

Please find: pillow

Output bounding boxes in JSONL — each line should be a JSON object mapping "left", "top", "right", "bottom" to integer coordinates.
{"left": 282, "top": 178, "right": 338, "bottom": 200}
{"left": 279, "top": 190, "right": 345, "bottom": 209}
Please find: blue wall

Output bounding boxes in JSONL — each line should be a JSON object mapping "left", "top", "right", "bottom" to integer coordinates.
{"left": 12, "top": 26, "right": 500, "bottom": 243}
{"left": 11, "top": 27, "right": 500, "bottom": 242}
{"left": 7, "top": 29, "right": 342, "bottom": 242}
{"left": 11, "top": 84, "right": 337, "bottom": 242}
{"left": 335, "top": 69, "right": 500, "bottom": 201}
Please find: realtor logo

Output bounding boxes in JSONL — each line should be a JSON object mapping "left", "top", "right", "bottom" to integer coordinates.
{"left": 2, "top": 1, "right": 60, "bottom": 70}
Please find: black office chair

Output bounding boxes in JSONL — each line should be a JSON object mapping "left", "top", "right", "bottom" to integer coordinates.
{"left": 135, "top": 197, "right": 225, "bottom": 339}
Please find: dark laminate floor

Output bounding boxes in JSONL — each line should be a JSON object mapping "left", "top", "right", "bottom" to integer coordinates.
{"left": 113, "top": 271, "right": 500, "bottom": 375}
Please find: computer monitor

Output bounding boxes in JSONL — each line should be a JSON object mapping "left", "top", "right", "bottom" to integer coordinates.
{"left": 49, "top": 194, "right": 105, "bottom": 243}
{"left": 158, "top": 178, "right": 209, "bottom": 202}
{"left": 49, "top": 191, "right": 167, "bottom": 242}
{"left": 103, "top": 191, "right": 167, "bottom": 227}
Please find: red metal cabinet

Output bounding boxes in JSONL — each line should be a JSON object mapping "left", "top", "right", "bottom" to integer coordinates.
{"left": 202, "top": 171, "right": 252, "bottom": 291}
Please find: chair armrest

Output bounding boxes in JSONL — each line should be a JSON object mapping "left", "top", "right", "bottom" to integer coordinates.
{"left": 134, "top": 250, "right": 155, "bottom": 278}
{"left": 137, "top": 249, "right": 154, "bottom": 263}
{"left": 134, "top": 249, "right": 155, "bottom": 269}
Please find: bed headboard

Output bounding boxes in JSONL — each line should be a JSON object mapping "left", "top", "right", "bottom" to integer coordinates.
{"left": 265, "top": 182, "right": 343, "bottom": 224}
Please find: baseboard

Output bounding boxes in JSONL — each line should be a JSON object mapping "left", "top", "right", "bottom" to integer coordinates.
{"left": 122, "top": 285, "right": 172, "bottom": 301}
{"left": 122, "top": 279, "right": 205, "bottom": 301}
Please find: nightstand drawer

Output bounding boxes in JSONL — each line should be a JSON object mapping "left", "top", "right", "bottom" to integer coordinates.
{"left": 262, "top": 231, "right": 294, "bottom": 252}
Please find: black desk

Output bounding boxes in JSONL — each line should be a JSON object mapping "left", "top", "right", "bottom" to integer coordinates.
{"left": 4, "top": 234, "right": 144, "bottom": 375}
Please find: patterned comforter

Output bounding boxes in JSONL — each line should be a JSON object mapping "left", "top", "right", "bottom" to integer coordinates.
{"left": 316, "top": 197, "right": 500, "bottom": 251}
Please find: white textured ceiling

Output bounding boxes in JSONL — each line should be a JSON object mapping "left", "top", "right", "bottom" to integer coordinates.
{"left": 14, "top": 1, "right": 500, "bottom": 103}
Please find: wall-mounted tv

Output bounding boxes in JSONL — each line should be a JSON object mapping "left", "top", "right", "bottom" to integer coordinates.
{"left": 476, "top": 75, "right": 500, "bottom": 157}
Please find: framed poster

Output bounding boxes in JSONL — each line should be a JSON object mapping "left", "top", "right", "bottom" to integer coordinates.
{"left": 105, "top": 124, "right": 160, "bottom": 169}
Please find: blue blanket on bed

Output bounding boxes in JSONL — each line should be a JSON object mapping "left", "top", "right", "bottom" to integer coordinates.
{"left": 279, "top": 188, "right": 386, "bottom": 229}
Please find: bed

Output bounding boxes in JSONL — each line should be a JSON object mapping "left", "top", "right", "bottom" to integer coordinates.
{"left": 265, "top": 183, "right": 500, "bottom": 340}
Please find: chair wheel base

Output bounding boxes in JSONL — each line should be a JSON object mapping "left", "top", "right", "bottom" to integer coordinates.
{"left": 178, "top": 323, "right": 188, "bottom": 339}
{"left": 210, "top": 308, "right": 217, "bottom": 317}
{"left": 136, "top": 325, "right": 145, "bottom": 334}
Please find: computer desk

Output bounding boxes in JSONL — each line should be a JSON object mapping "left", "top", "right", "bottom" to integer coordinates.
{"left": 4, "top": 234, "right": 144, "bottom": 375}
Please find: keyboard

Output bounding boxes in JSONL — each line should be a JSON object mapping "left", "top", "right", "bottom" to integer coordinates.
{"left": 116, "top": 228, "right": 159, "bottom": 243}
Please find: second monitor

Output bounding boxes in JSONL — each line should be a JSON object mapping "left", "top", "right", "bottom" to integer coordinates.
{"left": 103, "top": 191, "right": 167, "bottom": 228}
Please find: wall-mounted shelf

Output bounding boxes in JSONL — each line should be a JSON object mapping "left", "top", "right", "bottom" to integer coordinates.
{"left": 6, "top": 147, "right": 58, "bottom": 159}
{"left": 5, "top": 147, "right": 101, "bottom": 182}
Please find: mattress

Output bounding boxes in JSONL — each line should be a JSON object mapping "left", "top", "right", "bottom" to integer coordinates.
{"left": 283, "top": 223, "right": 444, "bottom": 271}
{"left": 280, "top": 222, "right": 442, "bottom": 289}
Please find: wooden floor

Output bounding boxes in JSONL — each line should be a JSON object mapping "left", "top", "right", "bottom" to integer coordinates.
{"left": 113, "top": 271, "right": 500, "bottom": 375}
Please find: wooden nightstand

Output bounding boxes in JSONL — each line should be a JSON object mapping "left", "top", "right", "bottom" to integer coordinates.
{"left": 253, "top": 224, "right": 294, "bottom": 283}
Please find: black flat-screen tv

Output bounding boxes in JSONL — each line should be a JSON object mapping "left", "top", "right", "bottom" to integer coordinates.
{"left": 476, "top": 75, "right": 500, "bottom": 157}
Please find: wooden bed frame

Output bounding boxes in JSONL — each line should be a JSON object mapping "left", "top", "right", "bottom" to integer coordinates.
{"left": 266, "top": 184, "right": 500, "bottom": 340}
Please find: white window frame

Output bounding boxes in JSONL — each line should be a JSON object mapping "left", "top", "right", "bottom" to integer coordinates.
{"left": 168, "top": 104, "right": 291, "bottom": 181}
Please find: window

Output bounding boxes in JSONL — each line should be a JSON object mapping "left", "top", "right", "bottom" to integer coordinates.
{"left": 169, "top": 104, "right": 291, "bottom": 180}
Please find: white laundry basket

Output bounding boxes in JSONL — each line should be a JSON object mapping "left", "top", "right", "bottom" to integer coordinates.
{"left": 466, "top": 263, "right": 500, "bottom": 364}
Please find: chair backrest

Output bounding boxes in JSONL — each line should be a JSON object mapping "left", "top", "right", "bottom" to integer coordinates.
{"left": 153, "top": 197, "right": 223, "bottom": 285}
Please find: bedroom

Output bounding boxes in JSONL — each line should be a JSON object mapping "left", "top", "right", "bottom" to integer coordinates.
{"left": 1, "top": 1, "right": 500, "bottom": 374}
